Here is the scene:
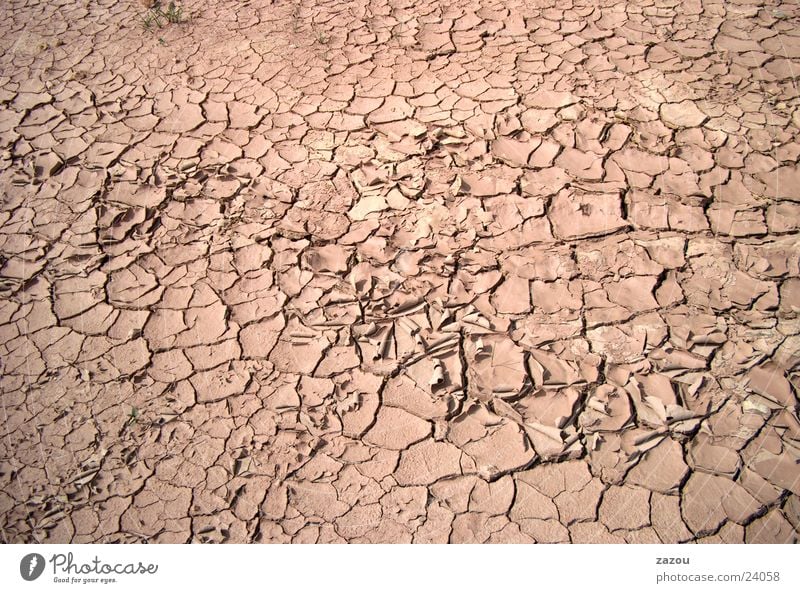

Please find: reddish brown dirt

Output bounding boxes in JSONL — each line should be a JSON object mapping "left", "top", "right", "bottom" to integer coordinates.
{"left": 0, "top": 0, "right": 798, "bottom": 543}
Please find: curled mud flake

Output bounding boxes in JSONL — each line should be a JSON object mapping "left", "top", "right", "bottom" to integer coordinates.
{"left": 745, "top": 363, "right": 797, "bottom": 408}
{"left": 579, "top": 384, "right": 633, "bottom": 433}
{"left": 465, "top": 335, "right": 528, "bottom": 401}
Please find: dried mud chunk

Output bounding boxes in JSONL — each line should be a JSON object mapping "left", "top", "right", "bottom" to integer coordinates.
{"left": 651, "top": 492, "right": 692, "bottom": 543}
{"left": 185, "top": 339, "right": 241, "bottom": 371}
{"left": 405, "top": 351, "right": 463, "bottom": 395}
{"left": 599, "top": 485, "right": 651, "bottom": 531}
{"left": 745, "top": 509, "right": 798, "bottom": 544}
{"left": 548, "top": 188, "right": 627, "bottom": 240}
{"left": 460, "top": 173, "right": 515, "bottom": 197}
{"left": 336, "top": 371, "right": 382, "bottom": 437}
{"left": 382, "top": 374, "right": 451, "bottom": 420}
{"left": 294, "top": 209, "right": 351, "bottom": 241}
{"left": 269, "top": 330, "right": 329, "bottom": 375}
{"left": 587, "top": 324, "right": 647, "bottom": 363}
{"left": 491, "top": 136, "right": 539, "bottom": 167}
{"left": 556, "top": 147, "right": 604, "bottom": 180}
{"left": 660, "top": 100, "right": 707, "bottom": 128}
{"left": 516, "top": 460, "right": 602, "bottom": 524}
{"left": 53, "top": 271, "right": 106, "bottom": 319}
{"left": 530, "top": 279, "right": 582, "bottom": 313}
{"left": 687, "top": 432, "right": 741, "bottom": 477}
{"left": 757, "top": 165, "right": 800, "bottom": 200}
{"left": 745, "top": 448, "right": 800, "bottom": 495}
{"left": 189, "top": 361, "right": 251, "bottom": 403}
{"left": 450, "top": 406, "right": 535, "bottom": 479}
{"left": 450, "top": 512, "right": 501, "bottom": 543}
{"left": 464, "top": 335, "right": 528, "bottom": 400}
{"left": 304, "top": 244, "right": 352, "bottom": 274}
{"left": 779, "top": 278, "right": 800, "bottom": 315}
{"left": 605, "top": 276, "right": 659, "bottom": 311}
{"left": 364, "top": 406, "right": 431, "bottom": 450}
{"left": 367, "top": 96, "right": 413, "bottom": 124}
{"left": 509, "top": 479, "right": 561, "bottom": 535}
{"left": 380, "top": 485, "right": 427, "bottom": 528}
{"left": 314, "top": 345, "right": 360, "bottom": 377}
{"left": 515, "top": 517, "right": 570, "bottom": 543}
{"left": 490, "top": 274, "right": 530, "bottom": 314}
{"left": 570, "top": 521, "right": 626, "bottom": 543}
{"left": 746, "top": 363, "right": 797, "bottom": 407}
{"left": 431, "top": 476, "right": 476, "bottom": 514}
{"left": 149, "top": 350, "right": 193, "bottom": 383}
{"left": 107, "top": 265, "right": 162, "bottom": 308}
{"left": 613, "top": 148, "right": 669, "bottom": 176}
{"left": 121, "top": 480, "right": 191, "bottom": 538}
{"left": 287, "top": 481, "right": 350, "bottom": 522}
{"left": 517, "top": 387, "right": 582, "bottom": 428}
{"left": 158, "top": 103, "right": 204, "bottom": 133}
{"left": 335, "top": 503, "right": 382, "bottom": 539}
{"left": 529, "top": 138, "right": 561, "bottom": 167}
{"left": 554, "top": 476, "right": 605, "bottom": 524}
{"left": 521, "top": 167, "right": 570, "bottom": 196}
{"left": 239, "top": 315, "right": 285, "bottom": 359}
{"left": 525, "top": 351, "right": 585, "bottom": 390}
{"left": 174, "top": 300, "right": 229, "bottom": 347}
{"left": 681, "top": 472, "right": 763, "bottom": 535}
{"left": 697, "top": 521, "right": 745, "bottom": 544}
{"left": 524, "top": 89, "right": 578, "bottom": 109}
{"left": 738, "top": 468, "right": 784, "bottom": 506}
{"left": 470, "top": 475, "right": 515, "bottom": 515}
{"left": 348, "top": 195, "right": 388, "bottom": 220}
{"left": 395, "top": 439, "right": 465, "bottom": 486}
{"left": 579, "top": 384, "right": 633, "bottom": 433}
{"left": 707, "top": 206, "right": 767, "bottom": 237}
{"left": 106, "top": 338, "right": 150, "bottom": 375}
{"left": 107, "top": 183, "right": 167, "bottom": 209}
{"left": 767, "top": 203, "right": 800, "bottom": 233}
{"left": 627, "top": 436, "right": 689, "bottom": 494}
{"left": 516, "top": 317, "right": 584, "bottom": 348}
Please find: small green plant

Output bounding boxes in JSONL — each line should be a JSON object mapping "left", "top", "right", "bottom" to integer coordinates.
{"left": 164, "top": 1, "right": 183, "bottom": 23}
{"left": 127, "top": 406, "right": 140, "bottom": 425}
{"left": 142, "top": 1, "right": 184, "bottom": 30}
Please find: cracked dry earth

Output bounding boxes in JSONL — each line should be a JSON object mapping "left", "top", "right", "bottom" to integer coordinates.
{"left": 1, "top": 0, "right": 799, "bottom": 546}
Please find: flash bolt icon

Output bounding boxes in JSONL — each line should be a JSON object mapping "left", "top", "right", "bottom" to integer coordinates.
{"left": 20, "top": 553, "right": 46, "bottom": 581}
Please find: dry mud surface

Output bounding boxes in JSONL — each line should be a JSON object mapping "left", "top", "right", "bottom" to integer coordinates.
{"left": 0, "top": 0, "right": 799, "bottom": 544}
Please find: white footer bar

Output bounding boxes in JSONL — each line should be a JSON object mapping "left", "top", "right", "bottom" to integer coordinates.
{"left": 1, "top": 544, "right": 797, "bottom": 592}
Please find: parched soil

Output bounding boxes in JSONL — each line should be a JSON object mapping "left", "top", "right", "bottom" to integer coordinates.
{"left": 0, "top": 0, "right": 798, "bottom": 543}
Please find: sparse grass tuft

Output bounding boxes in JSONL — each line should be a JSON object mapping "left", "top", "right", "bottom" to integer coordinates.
{"left": 313, "top": 28, "right": 331, "bottom": 45}
{"left": 127, "top": 406, "right": 140, "bottom": 425}
{"left": 141, "top": 1, "right": 184, "bottom": 30}
{"left": 164, "top": 1, "right": 183, "bottom": 23}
